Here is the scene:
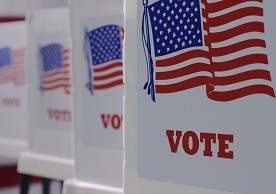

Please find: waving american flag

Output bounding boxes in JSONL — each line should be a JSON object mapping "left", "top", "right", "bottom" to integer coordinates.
{"left": 142, "top": 0, "right": 275, "bottom": 102}
{"left": 0, "top": 47, "right": 26, "bottom": 86}
{"left": 40, "top": 44, "right": 71, "bottom": 94}
{"left": 84, "top": 25, "right": 124, "bottom": 95}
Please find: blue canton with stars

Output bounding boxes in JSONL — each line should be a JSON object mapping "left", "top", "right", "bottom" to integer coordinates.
{"left": 88, "top": 25, "right": 122, "bottom": 66}
{"left": 148, "top": 0, "right": 203, "bottom": 57}
{"left": 0, "top": 48, "right": 11, "bottom": 69}
{"left": 40, "top": 44, "right": 63, "bottom": 72}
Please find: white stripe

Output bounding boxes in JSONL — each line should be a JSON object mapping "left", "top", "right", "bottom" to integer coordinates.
{"left": 43, "top": 79, "right": 70, "bottom": 88}
{"left": 155, "top": 46, "right": 209, "bottom": 61}
{"left": 213, "top": 79, "right": 274, "bottom": 92}
{"left": 94, "top": 76, "right": 123, "bottom": 86}
{"left": 93, "top": 59, "right": 122, "bottom": 70}
{"left": 156, "top": 57, "right": 210, "bottom": 72}
{"left": 210, "top": 16, "right": 263, "bottom": 33}
{"left": 211, "top": 32, "right": 265, "bottom": 48}
{"left": 212, "top": 47, "right": 266, "bottom": 62}
{"left": 209, "top": 1, "right": 263, "bottom": 18}
{"left": 215, "top": 63, "right": 271, "bottom": 77}
{"left": 155, "top": 71, "right": 212, "bottom": 85}
{"left": 93, "top": 66, "right": 122, "bottom": 77}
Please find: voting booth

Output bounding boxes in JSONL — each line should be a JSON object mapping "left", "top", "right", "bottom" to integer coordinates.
{"left": 63, "top": 0, "right": 124, "bottom": 193}
{"left": 0, "top": 21, "right": 28, "bottom": 159}
{"left": 124, "top": 0, "right": 276, "bottom": 194}
{"left": 18, "top": 7, "right": 75, "bottom": 180}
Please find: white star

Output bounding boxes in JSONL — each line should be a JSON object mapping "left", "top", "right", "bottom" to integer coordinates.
{"left": 174, "top": 3, "right": 178, "bottom": 8}
{"left": 191, "top": 24, "right": 195, "bottom": 29}
{"left": 182, "top": 1, "right": 186, "bottom": 6}
{"left": 162, "top": 42, "right": 165, "bottom": 47}
{"left": 198, "top": 39, "right": 201, "bottom": 43}
{"left": 195, "top": 7, "right": 198, "bottom": 12}
{"left": 151, "top": 7, "right": 154, "bottom": 11}
{"left": 180, "top": 19, "right": 183, "bottom": 24}
{"left": 170, "top": 40, "right": 173, "bottom": 44}
{"left": 165, "top": 36, "right": 168, "bottom": 40}
{"left": 169, "top": 0, "right": 173, "bottom": 3}
{"left": 157, "top": 9, "right": 160, "bottom": 14}
{"left": 195, "top": 18, "right": 198, "bottom": 22}
{"left": 166, "top": 5, "right": 170, "bottom": 10}
{"left": 191, "top": 1, "right": 194, "bottom": 6}
{"left": 163, "top": 23, "right": 168, "bottom": 28}
{"left": 189, "top": 40, "right": 192, "bottom": 44}
{"left": 156, "top": 38, "right": 160, "bottom": 42}
{"left": 193, "top": 35, "right": 196, "bottom": 39}
{"left": 175, "top": 15, "right": 179, "bottom": 19}
{"left": 188, "top": 30, "right": 192, "bottom": 34}
{"left": 161, "top": 2, "right": 164, "bottom": 6}
{"left": 182, "top": 42, "right": 185, "bottom": 47}
{"left": 180, "top": 31, "right": 184, "bottom": 35}
{"left": 176, "top": 26, "right": 180, "bottom": 30}
{"left": 183, "top": 13, "right": 186, "bottom": 18}
{"left": 175, "top": 44, "right": 178, "bottom": 49}
{"left": 163, "top": 12, "right": 166, "bottom": 17}
{"left": 155, "top": 26, "right": 158, "bottom": 30}
{"left": 185, "top": 36, "right": 187, "bottom": 40}
{"left": 173, "top": 33, "right": 176, "bottom": 37}
{"left": 167, "top": 47, "right": 170, "bottom": 52}
{"left": 184, "top": 25, "right": 188, "bottom": 30}
{"left": 177, "top": 38, "right": 181, "bottom": 42}
{"left": 167, "top": 28, "right": 171, "bottom": 33}
{"left": 186, "top": 7, "right": 190, "bottom": 12}
{"left": 187, "top": 18, "right": 190, "bottom": 23}
{"left": 171, "top": 10, "right": 174, "bottom": 14}
{"left": 160, "top": 31, "right": 163, "bottom": 35}
{"left": 197, "top": 29, "right": 200, "bottom": 34}
{"left": 159, "top": 19, "right": 163, "bottom": 24}
{"left": 158, "top": 50, "right": 161, "bottom": 53}
{"left": 179, "top": 8, "right": 182, "bottom": 13}
{"left": 171, "top": 21, "right": 175, "bottom": 26}
{"left": 167, "top": 16, "right": 171, "bottom": 21}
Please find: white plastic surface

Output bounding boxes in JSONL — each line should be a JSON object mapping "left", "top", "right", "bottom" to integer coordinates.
{"left": 63, "top": 0, "right": 124, "bottom": 193}
{"left": 0, "top": 21, "right": 28, "bottom": 159}
{"left": 17, "top": 7, "right": 74, "bottom": 180}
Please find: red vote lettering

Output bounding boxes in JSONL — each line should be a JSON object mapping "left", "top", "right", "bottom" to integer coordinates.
{"left": 48, "top": 109, "right": 72, "bottom": 122}
{"left": 2, "top": 98, "right": 20, "bottom": 107}
{"left": 166, "top": 130, "right": 234, "bottom": 159}
{"left": 100, "top": 114, "right": 123, "bottom": 130}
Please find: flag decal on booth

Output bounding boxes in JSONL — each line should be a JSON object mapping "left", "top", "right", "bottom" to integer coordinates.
{"left": 141, "top": 0, "right": 275, "bottom": 102}
{"left": 40, "top": 43, "right": 71, "bottom": 94}
{"left": 0, "top": 47, "right": 26, "bottom": 86}
{"left": 84, "top": 25, "right": 124, "bottom": 95}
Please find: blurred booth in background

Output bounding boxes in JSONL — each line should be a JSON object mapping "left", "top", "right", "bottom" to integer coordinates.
{"left": 17, "top": 7, "right": 75, "bottom": 181}
{"left": 63, "top": 0, "right": 124, "bottom": 194}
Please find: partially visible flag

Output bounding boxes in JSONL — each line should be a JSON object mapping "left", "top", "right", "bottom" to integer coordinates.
{"left": 0, "top": 47, "right": 26, "bottom": 86}
{"left": 84, "top": 24, "right": 124, "bottom": 95}
{"left": 40, "top": 43, "right": 71, "bottom": 94}
{"left": 142, "top": 0, "right": 275, "bottom": 102}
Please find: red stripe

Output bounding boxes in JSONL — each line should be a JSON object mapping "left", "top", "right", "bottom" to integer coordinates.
{"left": 43, "top": 77, "right": 70, "bottom": 84}
{"left": 208, "top": 7, "right": 263, "bottom": 27}
{"left": 156, "top": 76, "right": 211, "bottom": 93}
{"left": 94, "top": 79, "right": 123, "bottom": 90}
{"left": 209, "top": 22, "right": 265, "bottom": 43}
{"left": 156, "top": 63, "right": 210, "bottom": 80}
{"left": 42, "top": 84, "right": 71, "bottom": 90}
{"left": 207, "top": 0, "right": 263, "bottom": 13}
{"left": 44, "top": 70, "right": 70, "bottom": 77}
{"left": 94, "top": 70, "right": 123, "bottom": 81}
{"left": 212, "top": 54, "right": 268, "bottom": 71}
{"left": 213, "top": 70, "right": 272, "bottom": 86}
{"left": 210, "top": 39, "right": 266, "bottom": 57}
{"left": 94, "top": 62, "right": 123, "bottom": 73}
{"left": 156, "top": 50, "right": 209, "bottom": 67}
{"left": 208, "top": 85, "right": 275, "bottom": 102}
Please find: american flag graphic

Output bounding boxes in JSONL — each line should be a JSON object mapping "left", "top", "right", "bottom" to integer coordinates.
{"left": 40, "top": 44, "right": 71, "bottom": 94}
{"left": 0, "top": 47, "right": 26, "bottom": 86}
{"left": 142, "top": 0, "right": 275, "bottom": 102}
{"left": 84, "top": 25, "right": 123, "bottom": 95}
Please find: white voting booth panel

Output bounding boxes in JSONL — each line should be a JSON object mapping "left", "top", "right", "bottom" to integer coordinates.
{"left": 0, "top": 21, "right": 28, "bottom": 159}
{"left": 63, "top": 0, "right": 124, "bottom": 193}
{"left": 18, "top": 7, "right": 75, "bottom": 180}
{"left": 125, "top": 0, "right": 276, "bottom": 194}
